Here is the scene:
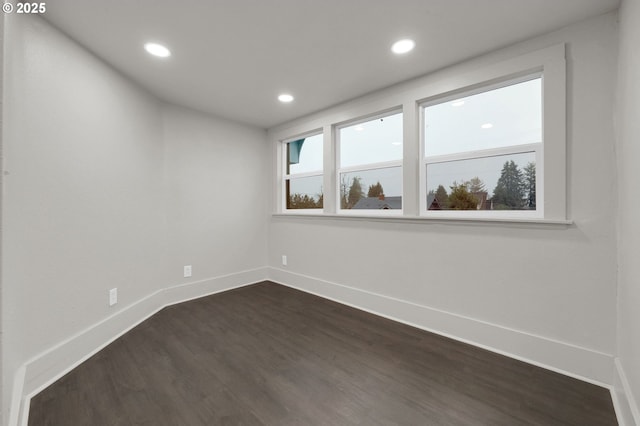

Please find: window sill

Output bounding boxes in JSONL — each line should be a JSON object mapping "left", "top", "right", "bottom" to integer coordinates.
{"left": 272, "top": 213, "right": 573, "bottom": 228}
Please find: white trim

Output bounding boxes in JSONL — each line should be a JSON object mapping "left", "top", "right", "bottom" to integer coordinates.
{"left": 613, "top": 358, "right": 640, "bottom": 426}
{"left": 267, "top": 267, "right": 613, "bottom": 387}
{"left": 338, "top": 159, "right": 402, "bottom": 174}
{"left": 539, "top": 44, "right": 566, "bottom": 221}
{"left": 279, "top": 208, "right": 324, "bottom": 215}
{"left": 333, "top": 106, "right": 404, "bottom": 130}
{"left": 272, "top": 212, "right": 572, "bottom": 227}
{"left": 8, "top": 366, "right": 25, "bottom": 426}
{"left": 418, "top": 71, "right": 543, "bottom": 107}
{"left": 13, "top": 267, "right": 269, "bottom": 426}
{"left": 270, "top": 43, "right": 566, "bottom": 223}
{"left": 425, "top": 209, "right": 542, "bottom": 221}
{"left": 336, "top": 209, "right": 404, "bottom": 217}
{"left": 424, "top": 143, "right": 540, "bottom": 165}
{"left": 323, "top": 124, "right": 336, "bottom": 213}
{"left": 402, "top": 100, "right": 420, "bottom": 216}
{"left": 284, "top": 170, "right": 323, "bottom": 180}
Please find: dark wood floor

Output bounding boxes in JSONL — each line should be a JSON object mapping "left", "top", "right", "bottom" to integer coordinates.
{"left": 29, "top": 281, "right": 617, "bottom": 425}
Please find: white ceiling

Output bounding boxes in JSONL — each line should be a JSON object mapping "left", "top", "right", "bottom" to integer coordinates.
{"left": 43, "top": 0, "right": 619, "bottom": 129}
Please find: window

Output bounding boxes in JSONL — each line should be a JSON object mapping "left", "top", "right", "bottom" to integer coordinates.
{"left": 422, "top": 76, "right": 542, "bottom": 217}
{"left": 283, "top": 133, "right": 323, "bottom": 210}
{"left": 274, "top": 44, "right": 566, "bottom": 223}
{"left": 337, "top": 111, "right": 403, "bottom": 212}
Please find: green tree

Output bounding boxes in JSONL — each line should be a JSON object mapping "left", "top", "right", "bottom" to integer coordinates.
{"left": 288, "top": 193, "right": 320, "bottom": 209}
{"left": 367, "top": 181, "right": 384, "bottom": 198}
{"left": 434, "top": 185, "right": 449, "bottom": 208}
{"left": 523, "top": 162, "right": 536, "bottom": 209}
{"left": 466, "top": 176, "right": 486, "bottom": 193}
{"left": 347, "top": 177, "right": 365, "bottom": 209}
{"left": 448, "top": 183, "right": 479, "bottom": 210}
{"left": 339, "top": 175, "right": 350, "bottom": 209}
{"left": 492, "top": 160, "right": 525, "bottom": 209}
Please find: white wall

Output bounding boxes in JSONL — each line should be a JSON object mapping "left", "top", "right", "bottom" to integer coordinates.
{"left": 615, "top": 0, "right": 640, "bottom": 423}
{"left": 2, "top": 15, "right": 165, "bottom": 424}
{"left": 1, "top": 15, "right": 268, "bottom": 425}
{"left": 163, "top": 103, "right": 268, "bottom": 282}
{"left": 268, "top": 12, "right": 619, "bottom": 385}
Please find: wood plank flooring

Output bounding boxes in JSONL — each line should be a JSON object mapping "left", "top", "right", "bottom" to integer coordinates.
{"left": 28, "top": 281, "right": 617, "bottom": 425}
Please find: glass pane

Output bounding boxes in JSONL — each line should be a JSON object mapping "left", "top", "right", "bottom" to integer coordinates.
{"left": 426, "top": 152, "right": 536, "bottom": 211}
{"left": 340, "top": 166, "right": 402, "bottom": 210}
{"left": 286, "top": 176, "right": 323, "bottom": 209}
{"left": 287, "top": 133, "right": 323, "bottom": 175}
{"left": 340, "top": 112, "right": 403, "bottom": 168}
{"left": 424, "top": 78, "right": 541, "bottom": 157}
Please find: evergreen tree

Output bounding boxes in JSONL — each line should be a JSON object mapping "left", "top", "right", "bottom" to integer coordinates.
{"left": 523, "top": 162, "right": 536, "bottom": 209}
{"left": 339, "top": 175, "right": 349, "bottom": 209}
{"left": 434, "top": 185, "right": 449, "bottom": 208}
{"left": 367, "top": 181, "right": 384, "bottom": 198}
{"left": 466, "top": 176, "right": 486, "bottom": 193}
{"left": 448, "top": 183, "right": 479, "bottom": 210}
{"left": 347, "top": 177, "right": 365, "bottom": 208}
{"left": 492, "top": 160, "right": 525, "bottom": 209}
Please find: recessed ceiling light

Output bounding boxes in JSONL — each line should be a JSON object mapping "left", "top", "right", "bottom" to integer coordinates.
{"left": 278, "top": 94, "right": 294, "bottom": 103}
{"left": 391, "top": 39, "right": 415, "bottom": 54}
{"left": 481, "top": 123, "right": 494, "bottom": 129}
{"left": 144, "top": 42, "right": 171, "bottom": 58}
{"left": 451, "top": 100, "right": 465, "bottom": 107}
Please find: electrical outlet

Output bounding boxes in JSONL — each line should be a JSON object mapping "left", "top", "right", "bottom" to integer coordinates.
{"left": 282, "top": 255, "right": 287, "bottom": 266}
{"left": 109, "top": 288, "right": 117, "bottom": 306}
{"left": 184, "top": 265, "right": 192, "bottom": 278}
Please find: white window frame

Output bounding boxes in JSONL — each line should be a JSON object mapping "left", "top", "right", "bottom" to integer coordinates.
{"left": 281, "top": 130, "right": 324, "bottom": 213}
{"left": 419, "top": 73, "right": 544, "bottom": 219}
{"left": 335, "top": 109, "right": 404, "bottom": 215}
{"left": 271, "top": 43, "right": 566, "bottom": 224}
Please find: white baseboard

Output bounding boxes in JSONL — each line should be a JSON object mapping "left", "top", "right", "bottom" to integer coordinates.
{"left": 613, "top": 358, "right": 640, "bottom": 426}
{"left": 268, "top": 267, "right": 614, "bottom": 388}
{"left": 8, "top": 366, "right": 25, "bottom": 426}
{"left": 12, "top": 268, "right": 623, "bottom": 426}
{"left": 12, "top": 267, "right": 268, "bottom": 426}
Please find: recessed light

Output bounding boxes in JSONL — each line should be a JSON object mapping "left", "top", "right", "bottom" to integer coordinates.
{"left": 481, "top": 123, "right": 494, "bottom": 129}
{"left": 451, "top": 100, "right": 465, "bottom": 107}
{"left": 144, "top": 42, "right": 171, "bottom": 58}
{"left": 391, "top": 39, "right": 415, "bottom": 54}
{"left": 278, "top": 94, "right": 294, "bottom": 103}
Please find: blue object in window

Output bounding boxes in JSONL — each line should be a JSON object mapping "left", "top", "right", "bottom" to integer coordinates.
{"left": 289, "top": 139, "right": 305, "bottom": 164}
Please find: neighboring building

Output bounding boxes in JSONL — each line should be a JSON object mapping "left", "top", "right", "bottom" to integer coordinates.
{"left": 352, "top": 195, "right": 402, "bottom": 210}
{"left": 427, "top": 193, "right": 443, "bottom": 210}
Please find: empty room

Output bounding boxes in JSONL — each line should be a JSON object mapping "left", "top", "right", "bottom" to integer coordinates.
{"left": 2, "top": 0, "right": 639, "bottom": 425}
